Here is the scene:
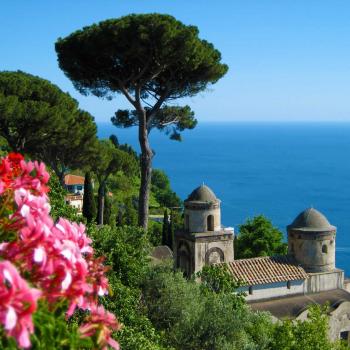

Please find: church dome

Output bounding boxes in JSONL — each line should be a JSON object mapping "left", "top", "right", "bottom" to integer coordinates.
{"left": 288, "top": 208, "right": 335, "bottom": 232}
{"left": 185, "top": 185, "right": 218, "bottom": 203}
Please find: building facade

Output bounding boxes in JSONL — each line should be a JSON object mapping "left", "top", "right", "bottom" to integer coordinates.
{"left": 174, "top": 185, "right": 350, "bottom": 343}
{"left": 174, "top": 185, "right": 234, "bottom": 276}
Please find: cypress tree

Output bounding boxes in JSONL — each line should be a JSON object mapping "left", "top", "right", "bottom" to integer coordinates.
{"left": 103, "top": 193, "right": 112, "bottom": 225}
{"left": 162, "top": 209, "right": 169, "bottom": 246}
{"left": 82, "top": 172, "right": 96, "bottom": 223}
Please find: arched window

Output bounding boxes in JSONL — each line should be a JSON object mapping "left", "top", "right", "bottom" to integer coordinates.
{"left": 287, "top": 281, "right": 291, "bottom": 289}
{"left": 322, "top": 244, "right": 328, "bottom": 254}
{"left": 177, "top": 242, "right": 191, "bottom": 278}
{"left": 207, "top": 215, "right": 214, "bottom": 231}
{"left": 249, "top": 286, "right": 253, "bottom": 295}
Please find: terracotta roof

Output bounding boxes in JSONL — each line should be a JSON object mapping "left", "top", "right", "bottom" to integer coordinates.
{"left": 64, "top": 174, "right": 85, "bottom": 186}
{"left": 221, "top": 256, "right": 308, "bottom": 286}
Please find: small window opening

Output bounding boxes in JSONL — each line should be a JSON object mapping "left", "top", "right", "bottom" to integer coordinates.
{"left": 248, "top": 286, "right": 253, "bottom": 295}
{"left": 287, "top": 281, "right": 291, "bottom": 289}
{"left": 185, "top": 215, "right": 189, "bottom": 230}
{"left": 291, "top": 243, "right": 294, "bottom": 253}
{"left": 322, "top": 244, "right": 328, "bottom": 254}
{"left": 207, "top": 215, "right": 214, "bottom": 231}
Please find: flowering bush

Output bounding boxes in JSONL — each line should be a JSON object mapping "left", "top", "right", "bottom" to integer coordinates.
{"left": 0, "top": 153, "right": 120, "bottom": 349}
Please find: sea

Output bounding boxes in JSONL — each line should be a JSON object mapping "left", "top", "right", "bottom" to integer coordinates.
{"left": 98, "top": 122, "right": 350, "bottom": 275}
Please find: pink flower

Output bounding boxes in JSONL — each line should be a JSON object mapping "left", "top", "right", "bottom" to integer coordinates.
{"left": 79, "top": 305, "right": 121, "bottom": 350}
{"left": 0, "top": 260, "right": 41, "bottom": 348}
{"left": 0, "top": 153, "right": 119, "bottom": 350}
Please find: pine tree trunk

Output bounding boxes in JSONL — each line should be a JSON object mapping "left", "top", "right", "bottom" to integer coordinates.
{"left": 82, "top": 172, "right": 96, "bottom": 223}
{"left": 138, "top": 109, "right": 153, "bottom": 230}
{"left": 97, "top": 183, "right": 105, "bottom": 225}
{"left": 162, "top": 209, "right": 169, "bottom": 246}
{"left": 58, "top": 171, "right": 65, "bottom": 188}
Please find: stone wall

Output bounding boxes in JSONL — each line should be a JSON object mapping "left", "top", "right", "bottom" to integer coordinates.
{"left": 239, "top": 280, "right": 305, "bottom": 301}
{"left": 193, "top": 231, "right": 234, "bottom": 272}
{"left": 304, "top": 270, "right": 344, "bottom": 294}
{"left": 185, "top": 207, "right": 221, "bottom": 233}
{"left": 288, "top": 230, "right": 336, "bottom": 272}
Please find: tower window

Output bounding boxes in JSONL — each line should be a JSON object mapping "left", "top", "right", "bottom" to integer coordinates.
{"left": 291, "top": 243, "right": 294, "bottom": 253}
{"left": 248, "top": 286, "right": 253, "bottom": 295}
{"left": 207, "top": 215, "right": 214, "bottom": 231}
{"left": 322, "top": 244, "right": 328, "bottom": 254}
{"left": 185, "top": 215, "right": 189, "bottom": 230}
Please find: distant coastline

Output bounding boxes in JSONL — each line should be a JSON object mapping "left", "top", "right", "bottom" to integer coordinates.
{"left": 98, "top": 122, "right": 350, "bottom": 275}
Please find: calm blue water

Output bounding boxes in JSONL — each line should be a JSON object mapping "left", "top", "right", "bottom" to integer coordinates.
{"left": 98, "top": 122, "right": 350, "bottom": 275}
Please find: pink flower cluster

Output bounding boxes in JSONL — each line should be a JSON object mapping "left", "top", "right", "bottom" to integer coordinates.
{"left": 0, "top": 153, "right": 120, "bottom": 349}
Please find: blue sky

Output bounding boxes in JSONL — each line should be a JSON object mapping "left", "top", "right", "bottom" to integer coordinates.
{"left": 1, "top": 0, "right": 350, "bottom": 122}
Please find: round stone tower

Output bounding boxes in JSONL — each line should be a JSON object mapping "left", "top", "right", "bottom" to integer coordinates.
{"left": 174, "top": 184, "right": 234, "bottom": 276}
{"left": 287, "top": 208, "right": 336, "bottom": 272}
{"left": 184, "top": 185, "right": 221, "bottom": 233}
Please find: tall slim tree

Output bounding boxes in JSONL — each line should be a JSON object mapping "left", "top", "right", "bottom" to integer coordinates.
{"left": 103, "top": 192, "right": 112, "bottom": 226}
{"left": 0, "top": 71, "right": 98, "bottom": 184}
{"left": 56, "top": 14, "right": 228, "bottom": 229}
{"left": 94, "top": 140, "right": 137, "bottom": 225}
{"left": 82, "top": 171, "right": 96, "bottom": 223}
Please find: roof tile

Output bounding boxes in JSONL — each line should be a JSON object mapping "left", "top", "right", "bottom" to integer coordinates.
{"left": 220, "top": 256, "right": 307, "bottom": 286}
{"left": 64, "top": 174, "right": 85, "bottom": 186}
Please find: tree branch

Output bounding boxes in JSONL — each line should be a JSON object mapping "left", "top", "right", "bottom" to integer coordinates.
{"left": 117, "top": 81, "right": 137, "bottom": 108}
{"left": 159, "top": 117, "right": 179, "bottom": 126}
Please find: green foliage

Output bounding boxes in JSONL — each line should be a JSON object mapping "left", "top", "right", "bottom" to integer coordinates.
{"left": 151, "top": 169, "right": 181, "bottom": 209}
{"left": 197, "top": 264, "right": 244, "bottom": 298}
{"left": 88, "top": 224, "right": 167, "bottom": 349}
{"left": 47, "top": 172, "right": 81, "bottom": 222}
{"left": 82, "top": 171, "right": 96, "bottom": 223}
{"left": 0, "top": 71, "right": 98, "bottom": 182}
{"left": 56, "top": 13, "right": 228, "bottom": 228}
{"left": 271, "top": 305, "right": 348, "bottom": 350}
{"left": 56, "top": 13, "right": 228, "bottom": 106}
{"left": 88, "top": 225, "right": 151, "bottom": 288}
{"left": 103, "top": 193, "right": 112, "bottom": 225}
{"left": 110, "top": 134, "right": 139, "bottom": 163}
{"left": 235, "top": 215, "right": 288, "bottom": 259}
{"left": 0, "top": 302, "right": 92, "bottom": 350}
{"left": 148, "top": 220, "right": 163, "bottom": 247}
{"left": 142, "top": 264, "right": 273, "bottom": 350}
{"left": 116, "top": 197, "right": 138, "bottom": 227}
{"left": 162, "top": 209, "right": 169, "bottom": 247}
{"left": 94, "top": 139, "right": 138, "bottom": 224}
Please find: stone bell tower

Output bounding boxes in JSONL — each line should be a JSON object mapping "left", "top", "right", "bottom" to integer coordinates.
{"left": 174, "top": 185, "right": 234, "bottom": 276}
{"left": 287, "top": 208, "right": 336, "bottom": 272}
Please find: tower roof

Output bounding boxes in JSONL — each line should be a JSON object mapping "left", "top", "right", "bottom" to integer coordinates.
{"left": 185, "top": 185, "right": 219, "bottom": 203}
{"left": 288, "top": 208, "right": 336, "bottom": 232}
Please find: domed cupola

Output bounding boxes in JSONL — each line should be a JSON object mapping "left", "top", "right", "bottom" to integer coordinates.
{"left": 287, "top": 208, "right": 336, "bottom": 272}
{"left": 184, "top": 185, "right": 221, "bottom": 233}
{"left": 186, "top": 185, "right": 219, "bottom": 204}
{"left": 288, "top": 208, "right": 335, "bottom": 233}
